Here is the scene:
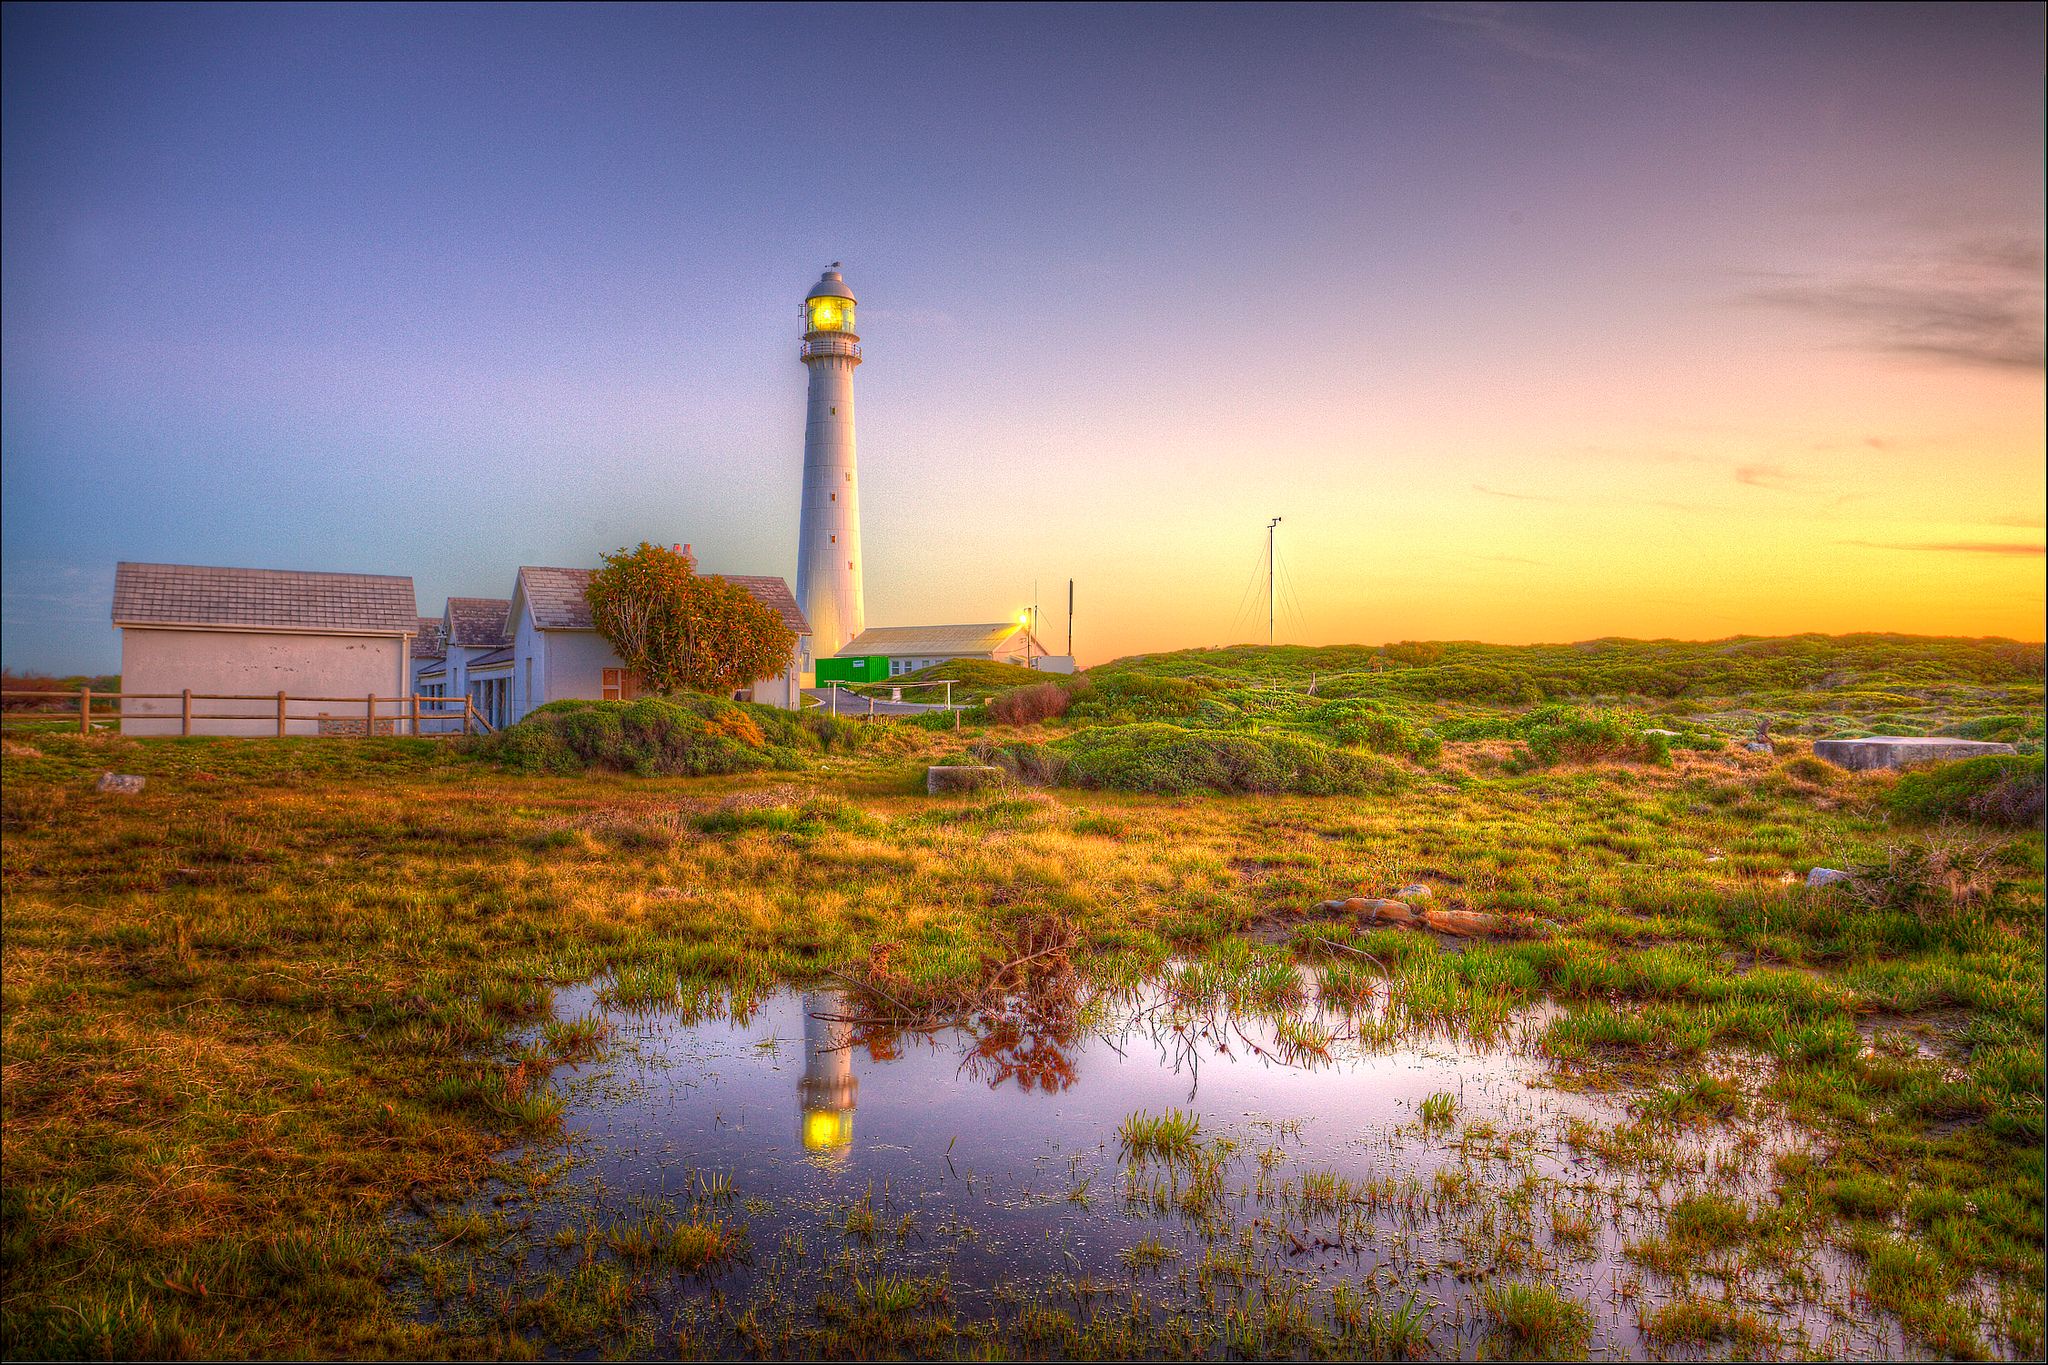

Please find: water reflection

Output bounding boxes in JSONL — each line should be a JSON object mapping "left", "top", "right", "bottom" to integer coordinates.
{"left": 401, "top": 978, "right": 1902, "bottom": 1361}
{"left": 797, "top": 992, "right": 857, "bottom": 1156}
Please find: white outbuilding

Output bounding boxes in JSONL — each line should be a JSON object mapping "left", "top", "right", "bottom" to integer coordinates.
{"left": 113, "top": 561, "right": 418, "bottom": 735}
{"left": 837, "top": 623, "right": 1073, "bottom": 676}
{"left": 504, "top": 563, "right": 811, "bottom": 721}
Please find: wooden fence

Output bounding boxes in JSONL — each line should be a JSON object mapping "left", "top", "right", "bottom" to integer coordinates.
{"left": 0, "top": 689, "right": 493, "bottom": 737}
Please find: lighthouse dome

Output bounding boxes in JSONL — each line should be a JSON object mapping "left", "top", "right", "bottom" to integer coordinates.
{"left": 805, "top": 266, "right": 856, "bottom": 303}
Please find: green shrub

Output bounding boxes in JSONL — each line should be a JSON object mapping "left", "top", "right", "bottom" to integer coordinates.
{"left": 476, "top": 697, "right": 851, "bottom": 776}
{"left": 1045, "top": 724, "right": 1402, "bottom": 796}
{"left": 1315, "top": 700, "right": 1443, "bottom": 763}
{"left": 1439, "top": 704, "right": 1670, "bottom": 766}
{"left": 1064, "top": 674, "right": 1214, "bottom": 725}
{"left": 1889, "top": 754, "right": 2044, "bottom": 829}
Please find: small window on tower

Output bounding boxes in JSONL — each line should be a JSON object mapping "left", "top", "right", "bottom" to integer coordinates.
{"left": 830, "top": 534, "right": 836, "bottom": 543}
{"left": 848, "top": 560, "right": 854, "bottom": 570}
{"left": 830, "top": 493, "right": 836, "bottom": 502}
{"left": 830, "top": 407, "right": 836, "bottom": 414}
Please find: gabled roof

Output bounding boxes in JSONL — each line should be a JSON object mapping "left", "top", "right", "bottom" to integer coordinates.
{"left": 446, "top": 597, "right": 512, "bottom": 648}
{"left": 717, "top": 575, "right": 810, "bottom": 635}
{"left": 414, "top": 618, "right": 447, "bottom": 660}
{"left": 468, "top": 646, "right": 514, "bottom": 669}
{"left": 112, "top": 561, "right": 417, "bottom": 635}
{"left": 841, "top": 623, "right": 1039, "bottom": 658}
{"left": 515, "top": 566, "right": 810, "bottom": 635}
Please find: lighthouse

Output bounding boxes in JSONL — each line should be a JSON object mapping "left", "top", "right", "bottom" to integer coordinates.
{"left": 795, "top": 265, "right": 864, "bottom": 668}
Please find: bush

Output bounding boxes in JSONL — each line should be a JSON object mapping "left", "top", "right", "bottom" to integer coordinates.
{"left": 1064, "top": 674, "right": 1214, "bottom": 725}
{"left": 1315, "top": 700, "right": 1442, "bottom": 763}
{"left": 1439, "top": 704, "right": 1670, "bottom": 767}
{"left": 1889, "top": 754, "right": 2044, "bottom": 829}
{"left": 477, "top": 696, "right": 856, "bottom": 776}
{"left": 986, "top": 681, "right": 1072, "bottom": 726}
{"left": 1045, "top": 724, "right": 1402, "bottom": 796}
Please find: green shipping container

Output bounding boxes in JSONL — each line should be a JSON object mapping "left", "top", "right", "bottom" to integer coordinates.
{"left": 815, "top": 655, "right": 891, "bottom": 685}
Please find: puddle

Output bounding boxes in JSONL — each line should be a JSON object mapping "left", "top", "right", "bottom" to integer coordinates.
{"left": 400, "top": 976, "right": 1921, "bottom": 1359}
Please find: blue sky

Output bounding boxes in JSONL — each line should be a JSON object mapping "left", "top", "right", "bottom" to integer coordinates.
{"left": 5, "top": 2, "right": 2042, "bottom": 670}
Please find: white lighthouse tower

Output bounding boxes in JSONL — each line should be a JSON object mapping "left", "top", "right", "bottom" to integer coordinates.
{"left": 795, "top": 265, "right": 864, "bottom": 669}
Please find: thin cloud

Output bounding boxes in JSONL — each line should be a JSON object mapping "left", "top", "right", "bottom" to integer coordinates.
{"left": 1988, "top": 512, "right": 2048, "bottom": 529}
{"left": 1410, "top": 2, "right": 1603, "bottom": 75}
{"left": 1842, "top": 540, "right": 2046, "bottom": 557}
{"left": 1740, "top": 236, "right": 2047, "bottom": 372}
{"left": 1735, "top": 463, "right": 1795, "bottom": 489}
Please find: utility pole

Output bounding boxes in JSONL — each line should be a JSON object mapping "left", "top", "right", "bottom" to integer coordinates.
{"left": 1267, "top": 517, "right": 1283, "bottom": 646}
{"left": 1066, "top": 578, "right": 1074, "bottom": 658}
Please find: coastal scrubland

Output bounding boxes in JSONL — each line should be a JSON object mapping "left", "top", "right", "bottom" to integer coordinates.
{"left": 1, "top": 633, "right": 2041, "bottom": 1358}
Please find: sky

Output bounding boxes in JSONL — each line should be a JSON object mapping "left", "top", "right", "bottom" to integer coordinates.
{"left": 3, "top": 1, "right": 2042, "bottom": 672}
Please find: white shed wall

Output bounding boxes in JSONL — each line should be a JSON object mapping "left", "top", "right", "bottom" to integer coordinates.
{"left": 118, "top": 627, "right": 407, "bottom": 736}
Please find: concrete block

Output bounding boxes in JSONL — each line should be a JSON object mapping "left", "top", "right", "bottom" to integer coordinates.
{"left": 1811, "top": 736, "right": 2018, "bottom": 772}
{"left": 926, "top": 765, "right": 1005, "bottom": 795}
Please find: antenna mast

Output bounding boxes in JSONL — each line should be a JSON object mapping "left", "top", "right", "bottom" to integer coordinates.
{"left": 1267, "top": 517, "right": 1283, "bottom": 646}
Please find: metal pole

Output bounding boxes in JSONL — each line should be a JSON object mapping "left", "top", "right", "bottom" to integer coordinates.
{"left": 1067, "top": 579, "right": 1073, "bottom": 658}
{"left": 1267, "top": 516, "right": 1282, "bottom": 646}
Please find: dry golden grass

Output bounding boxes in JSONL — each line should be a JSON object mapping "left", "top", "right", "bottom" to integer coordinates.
{"left": 1, "top": 731, "right": 2041, "bottom": 1357}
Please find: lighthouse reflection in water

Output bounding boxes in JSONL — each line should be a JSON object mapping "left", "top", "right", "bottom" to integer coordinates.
{"left": 797, "top": 992, "right": 857, "bottom": 1157}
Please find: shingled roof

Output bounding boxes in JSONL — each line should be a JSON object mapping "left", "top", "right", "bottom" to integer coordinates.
{"left": 515, "top": 566, "right": 810, "bottom": 635}
{"left": 842, "top": 623, "right": 1036, "bottom": 657}
{"left": 446, "top": 597, "right": 512, "bottom": 648}
{"left": 414, "top": 618, "right": 447, "bottom": 660}
{"left": 112, "top": 562, "right": 417, "bottom": 635}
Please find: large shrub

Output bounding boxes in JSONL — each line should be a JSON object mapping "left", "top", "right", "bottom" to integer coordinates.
{"left": 478, "top": 697, "right": 861, "bottom": 776}
{"left": 585, "top": 542, "right": 797, "bottom": 696}
{"left": 1441, "top": 704, "right": 1670, "bottom": 767}
{"left": 1889, "top": 754, "right": 2045, "bottom": 829}
{"left": 1064, "top": 674, "right": 1214, "bottom": 724}
{"left": 1029, "top": 724, "right": 1401, "bottom": 796}
{"left": 1314, "top": 699, "right": 1442, "bottom": 762}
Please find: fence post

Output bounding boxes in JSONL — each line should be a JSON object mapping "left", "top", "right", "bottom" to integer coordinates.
{"left": 182, "top": 688, "right": 192, "bottom": 737}
{"left": 80, "top": 686, "right": 92, "bottom": 735}
{"left": 277, "top": 691, "right": 287, "bottom": 737}
{"left": 367, "top": 693, "right": 377, "bottom": 739}
{"left": 410, "top": 692, "right": 420, "bottom": 736}
{"left": 462, "top": 698, "right": 471, "bottom": 737}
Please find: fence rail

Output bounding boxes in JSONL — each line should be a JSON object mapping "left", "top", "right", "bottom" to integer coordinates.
{"left": 0, "top": 689, "right": 494, "bottom": 737}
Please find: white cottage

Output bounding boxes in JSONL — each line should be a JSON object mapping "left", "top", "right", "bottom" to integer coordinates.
{"left": 113, "top": 561, "right": 418, "bottom": 735}
{"left": 504, "top": 564, "right": 810, "bottom": 722}
{"left": 416, "top": 596, "right": 514, "bottom": 729}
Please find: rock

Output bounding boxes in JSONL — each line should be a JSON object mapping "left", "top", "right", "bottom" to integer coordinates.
{"left": 1393, "top": 883, "right": 1433, "bottom": 901}
{"left": 925, "top": 765, "right": 1005, "bottom": 795}
{"left": 95, "top": 773, "right": 145, "bottom": 795}
{"left": 1643, "top": 728, "right": 1682, "bottom": 738}
{"left": 1342, "top": 897, "right": 1420, "bottom": 926}
{"left": 1806, "top": 867, "right": 1852, "bottom": 888}
{"left": 1811, "top": 736, "right": 2018, "bottom": 772}
{"left": 1423, "top": 908, "right": 1505, "bottom": 937}
{"left": 1744, "top": 741, "right": 1774, "bottom": 754}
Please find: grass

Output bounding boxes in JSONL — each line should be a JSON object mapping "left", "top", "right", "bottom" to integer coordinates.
{"left": 1478, "top": 1281, "right": 1593, "bottom": 1358}
{"left": 1117, "top": 1109, "right": 1202, "bottom": 1162}
{"left": 0, "top": 632, "right": 2041, "bottom": 1358}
